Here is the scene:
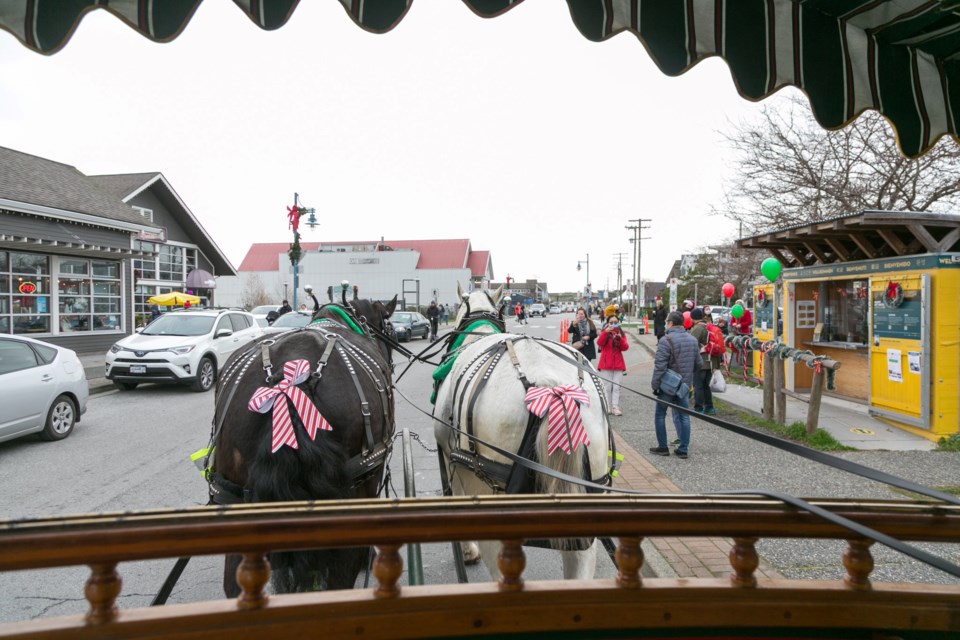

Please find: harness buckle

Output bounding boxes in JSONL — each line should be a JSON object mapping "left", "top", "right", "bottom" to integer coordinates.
{"left": 360, "top": 401, "right": 371, "bottom": 417}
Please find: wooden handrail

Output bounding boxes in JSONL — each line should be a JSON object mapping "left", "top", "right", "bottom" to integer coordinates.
{"left": 1, "top": 494, "right": 958, "bottom": 638}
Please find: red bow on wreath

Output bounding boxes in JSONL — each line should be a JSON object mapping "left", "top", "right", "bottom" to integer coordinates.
{"left": 886, "top": 282, "right": 900, "bottom": 299}
{"left": 248, "top": 359, "right": 331, "bottom": 453}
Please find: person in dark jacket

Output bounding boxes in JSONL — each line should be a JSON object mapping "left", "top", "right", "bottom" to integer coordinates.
{"left": 688, "top": 307, "right": 719, "bottom": 415}
{"left": 568, "top": 307, "right": 597, "bottom": 361}
{"left": 653, "top": 298, "right": 667, "bottom": 342}
{"left": 277, "top": 299, "right": 293, "bottom": 316}
{"left": 650, "top": 311, "right": 702, "bottom": 458}
{"left": 427, "top": 300, "right": 441, "bottom": 340}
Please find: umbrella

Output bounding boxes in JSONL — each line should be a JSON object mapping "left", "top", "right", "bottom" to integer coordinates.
{"left": 147, "top": 292, "right": 201, "bottom": 307}
{"left": 185, "top": 269, "right": 217, "bottom": 289}
{"left": 2, "top": 0, "right": 960, "bottom": 158}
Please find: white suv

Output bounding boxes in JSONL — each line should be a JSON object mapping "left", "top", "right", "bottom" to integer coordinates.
{"left": 105, "top": 309, "right": 262, "bottom": 392}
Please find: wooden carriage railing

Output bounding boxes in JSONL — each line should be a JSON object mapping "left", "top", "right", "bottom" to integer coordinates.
{"left": 1, "top": 494, "right": 958, "bottom": 639}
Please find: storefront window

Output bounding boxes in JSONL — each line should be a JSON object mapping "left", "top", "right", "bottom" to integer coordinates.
{"left": 819, "top": 279, "right": 869, "bottom": 344}
{"left": 159, "top": 245, "right": 183, "bottom": 281}
{"left": 57, "top": 258, "right": 121, "bottom": 333}
{"left": 135, "top": 241, "right": 157, "bottom": 279}
{"left": 5, "top": 252, "right": 51, "bottom": 334}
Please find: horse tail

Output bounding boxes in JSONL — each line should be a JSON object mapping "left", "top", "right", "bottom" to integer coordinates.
{"left": 533, "top": 421, "right": 587, "bottom": 498}
{"left": 246, "top": 402, "right": 358, "bottom": 593}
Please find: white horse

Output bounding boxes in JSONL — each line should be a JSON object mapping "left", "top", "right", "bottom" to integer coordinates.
{"left": 433, "top": 285, "right": 612, "bottom": 580}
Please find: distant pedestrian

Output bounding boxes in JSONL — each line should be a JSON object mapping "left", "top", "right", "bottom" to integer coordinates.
{"left": 688, "top": 307, "right": 718, "bottom": 415}
{"left": 734, "top": 298, "right": 752, "bottom": 335}
{"left": 653, "top": 299, "right": 667, "bottom": 342}
{"left": 427, "top": 300, "right": 440, "bottom": 340}
{"left": 568, "top": 307, "right": 597, "bottom": 361}
{"left": 440, "top": 303, "right": 449, "bottom": 325}
{"left": 149, "top": 304, "right": 162, "bottom": 321}
{"left": 596, "top": 307, "right": 629, "bottom": 416}
{"left": 650, "top": 311, "right": 702, "bottom": 459}
{"left": 278, "top": 299, "right": 292, "bottom": 316}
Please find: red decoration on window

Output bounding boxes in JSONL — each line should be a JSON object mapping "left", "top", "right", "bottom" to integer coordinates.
{"left": 812, "top": 291, "right": 819, "bottom": 301}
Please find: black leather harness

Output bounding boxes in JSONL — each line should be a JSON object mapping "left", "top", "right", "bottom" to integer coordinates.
{"left": 205, "top": 316, "right": 394, "bottom": 505}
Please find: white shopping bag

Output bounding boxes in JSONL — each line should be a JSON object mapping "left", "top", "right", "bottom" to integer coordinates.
{"left": 710, "top": 369, "right": 726, "bottom": 393}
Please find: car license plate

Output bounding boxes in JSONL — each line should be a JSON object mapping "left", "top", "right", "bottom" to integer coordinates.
{"left": 130, "top": 365, "right": 147, "bottom": 374}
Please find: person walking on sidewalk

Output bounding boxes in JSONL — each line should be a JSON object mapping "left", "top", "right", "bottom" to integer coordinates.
{"left": 427, "top": 300, "right": 441, "bottom": 341}
{"left": 688, "top": 307, "right": 718, "bottom": 415}
{"left": 653, "top": 298, "right": 667, "bottom": 342}
{"left": 596, "top": 309, "right": 629, "bottom": 416}
{"left": 650, "top": 311, "right": 702, "bottom": 458}
{"left": 569, "top": 307, "right": 597, "bottom": 361}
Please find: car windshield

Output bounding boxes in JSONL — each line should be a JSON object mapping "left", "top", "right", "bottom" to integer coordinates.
{"left": 392, "top": 313, "right": 413, "bottom": 322}
{"left": 250, "top": 305, "right": 277, "bottom": 315}
{"left": 272, "top": 313, "right": 313, "bottom": 328}
{"left": 142, "top": 314, "right": 215, "bottom": 336}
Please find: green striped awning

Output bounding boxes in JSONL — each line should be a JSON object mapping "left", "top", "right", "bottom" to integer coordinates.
{"left": 4, "top": 0, "right": 960, "bottom": 157}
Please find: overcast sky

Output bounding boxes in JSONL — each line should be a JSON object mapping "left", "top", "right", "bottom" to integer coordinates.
{"left": 0, "top": 1, "right": 781, "bottom": 293}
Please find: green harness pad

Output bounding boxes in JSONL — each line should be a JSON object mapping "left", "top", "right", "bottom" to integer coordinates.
{"left": 312, "top": 305, "right": 365, "bottom": 336}
{"left": 430, "top": 318, "right": 502, "bottom": 403}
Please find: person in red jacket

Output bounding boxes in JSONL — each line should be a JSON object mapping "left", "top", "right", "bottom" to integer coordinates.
{"left": 735, "top": 298, "right": 753, "bottom": 335}
{"left": 596, "top": 309, "right": 629, "bottom": 416}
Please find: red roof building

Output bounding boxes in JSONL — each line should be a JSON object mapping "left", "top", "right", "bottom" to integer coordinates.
{"left": 221, "top": 239, "right": 494, "bottom": 310}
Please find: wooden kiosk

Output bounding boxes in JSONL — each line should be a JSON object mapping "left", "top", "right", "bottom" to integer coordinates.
{"left": 739, "top": 211, "right": 960, "bottom": 441}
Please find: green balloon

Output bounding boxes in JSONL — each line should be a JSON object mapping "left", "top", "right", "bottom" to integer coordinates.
{"left": 761, "top": 257, "right": 782, "bottom": 282}
{"left": 731, "top": 303, "right": 744, "bottom": 319}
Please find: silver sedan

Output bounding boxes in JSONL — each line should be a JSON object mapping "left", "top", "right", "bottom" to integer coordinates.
{"left": 0, "top": 335, "right": 89, "bottom": 443}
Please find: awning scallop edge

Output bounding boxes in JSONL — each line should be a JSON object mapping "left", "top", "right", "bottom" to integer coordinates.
{"left": 4, "top": 0, "right": 960, "bottom": 158}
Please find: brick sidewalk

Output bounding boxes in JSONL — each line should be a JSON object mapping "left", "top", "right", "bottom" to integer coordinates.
{"left": 611, "top": 432, "right": 784, "bottom": 580}
{"left": 609, "top": 335, "right": 785, "bottom": 580}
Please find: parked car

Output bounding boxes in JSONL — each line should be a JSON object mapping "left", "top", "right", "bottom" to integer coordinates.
{"left": 528, "top": 303, "right": 547, "bottom": 317}
{"left": 549, "top": 305, "right": 561, "bottom": 314}
{"left": 390, "top": 311, "right": 430, "bottom": 341}
{"left": 105, "top": 308, "right": 262, "bottom": 392}
{"left": 0, "top": 335, "right": 89, "bottom": 444}
{"left": 250, "top": 304, "right": 282, "bottom": 326}
{"left": 262, "top": 310, "right": 313, "bottom": 335}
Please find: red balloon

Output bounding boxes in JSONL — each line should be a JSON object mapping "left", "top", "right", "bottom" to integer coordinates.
{"left": 682, "top": 310, "right": 692, "bottom": 329}
{"left": 722, "top": 282, "right": 735, "bottom": 298}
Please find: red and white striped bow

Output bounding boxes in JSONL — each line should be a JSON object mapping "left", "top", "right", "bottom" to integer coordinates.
{"left": 248, "top": 359, "right": 331, "bottom": 453}
{"left": 524, "top": 385, "right": 591, "bottom": 455}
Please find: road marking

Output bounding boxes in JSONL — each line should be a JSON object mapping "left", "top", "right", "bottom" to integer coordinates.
{"left": 850, "top": 428, "right": 875, "bottom": 436}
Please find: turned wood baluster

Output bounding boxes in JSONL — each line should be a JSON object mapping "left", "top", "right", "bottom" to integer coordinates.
{"left": 615, "top": 536, "right": 643, "bottom": 589}
{"left": 498, "top": 539, "right": 525, "bottom": 592}
{"left": 236, "top": 552, "right": 270, "bottom": 610}
{"left": 85, "top": 562, "right": 121, "bottom": 625}
{"left": 843, "top": 539, "right": 874, "bottom": 590}
{"left": 729, "top": 536, "right": 759, "bottom": 587}
{"left": 373, "top": 543, "right": 403, "bottom": 599}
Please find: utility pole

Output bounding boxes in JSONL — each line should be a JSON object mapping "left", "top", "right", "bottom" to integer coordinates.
{"left": 612, "top": 252, "right": 627, "bottom": 302}
{"left": 626, "top": 218, "right": 651, "bottom": 309}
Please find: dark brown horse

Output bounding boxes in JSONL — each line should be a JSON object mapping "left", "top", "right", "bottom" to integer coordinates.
{"left": 208, "top": 290, "right": 397, "bottom": 596}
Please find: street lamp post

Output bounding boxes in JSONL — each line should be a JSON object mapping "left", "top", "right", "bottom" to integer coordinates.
{"left": 286, "top": 192, "right": 318, "bottom": 310}
{"left": 576, "top": 254, "right": 590, "bottom": 298}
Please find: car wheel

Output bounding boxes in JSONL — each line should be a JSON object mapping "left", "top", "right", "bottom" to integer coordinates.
{"left": 114, "top": 382, "right": 138, "bottom": 391}
{"left": 40, "top": 394, "right": 76, "bottom": 441}
{"left": 192, "top": 357, "right": 216, "bottom": 392}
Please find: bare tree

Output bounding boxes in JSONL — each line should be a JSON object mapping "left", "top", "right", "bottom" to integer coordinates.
{"left": 677, "top": 243, "right": 763, "bottom": 306}
{"left": 714, "top": 93, "right": 960, "bottom": 235}
{"left": 240, "top": 274, "right": 271, "bottom": 310}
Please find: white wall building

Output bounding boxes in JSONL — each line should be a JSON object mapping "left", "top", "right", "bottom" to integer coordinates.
{"left": 216, "top": 239, "right": 493, "bottom": 311}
